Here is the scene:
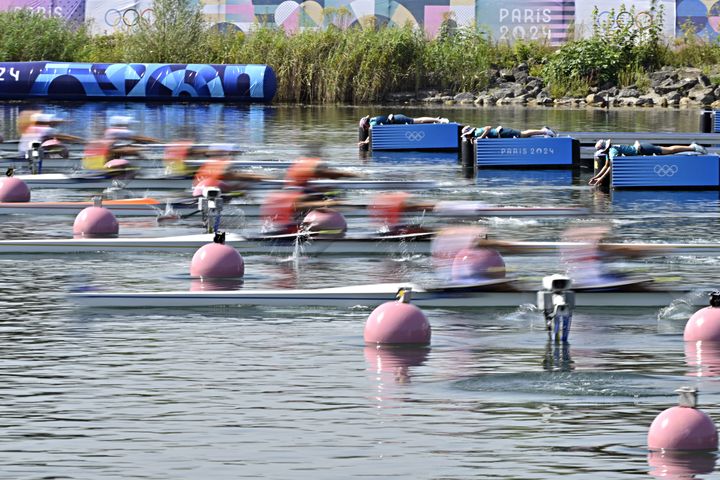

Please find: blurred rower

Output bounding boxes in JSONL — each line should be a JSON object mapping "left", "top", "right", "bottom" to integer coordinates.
{"left": 285, "top": 157, "right": 360, "bottom": 192}
{"left": 369, "top": 192, "right": 434, "bottom": 235}
{"left": 18, "top": 113, "right": 84, "bottom": 160}
{"left": 163, "top": 141, "right": 243, "bottom": 177}
{"left": 560, "top": 223, "right": 654, "bottom": 289}
{"left": 260, "top": 188, "right": 339, "bottom": 235}
{"left": 104, "top": 115, "right": 161, "bottom": 158}
{"left": 192, "top": 157, "right": 269, "bottom": 195}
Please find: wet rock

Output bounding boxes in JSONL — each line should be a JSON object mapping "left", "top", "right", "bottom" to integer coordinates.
{"left": 688, "top": 86, "right": 715, "bottom": 105}
{"left": 586, "top": 93, "right": 606, "bottom": 105}
{"left": 385, "top": 92, "right": 417, "bottom": 102}
{"left": 536, "top": 95, "right": 554, "bottom": 106}
{"left": 645, "top": 93, "right": 667, "bottom": 107}
{"left": 679, "top": 96, "right": 694, "bottom": 107}
{"left": 454, "top": 92, "right": 475, "bottom": 102}
{"left": 512, "top": 84, "right": 526, "bottom": 97}
{"left": 635, "top": 97, "right": 653, "bottom": 107}
{"left": 492, "top": 87, "right": 515, "bottom": 99}
{"left": 499, "top": 69, "right": 515, "bottom": 82}
{"left": 664, "top": 91, "right": 682, "bottom": 105}
{"left": 509, "top": 94, "right": 529, "bottom": 104}
{"left": 618, "top": 87, "right": 640, "bottom": 98}
{"left": 621, "top": 97, "right": 639, "bottom": 106}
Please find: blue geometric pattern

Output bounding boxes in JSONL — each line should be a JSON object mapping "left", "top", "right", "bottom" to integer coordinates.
{"left": 0, "top": 62, "right": 277, "bottom": 102}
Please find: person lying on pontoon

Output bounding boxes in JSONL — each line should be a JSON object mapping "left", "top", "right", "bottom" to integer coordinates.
{"left": 358, "top": 114, "right": 450, "bottom": 146}
{"left": 589, "top": 139, "right": 708, "bottom": 186}
{"left": 461, "top": 124, "right": 555, "bottom": 140}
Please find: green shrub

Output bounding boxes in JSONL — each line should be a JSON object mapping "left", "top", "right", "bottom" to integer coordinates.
{"left": 0, "top": 10, "right": 90, "bottom": 61}
{"left": 542, "top": 1, "right": 666, "bottom": 96}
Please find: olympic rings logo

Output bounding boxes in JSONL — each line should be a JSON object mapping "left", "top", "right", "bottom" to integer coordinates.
{"left": 653, "top": 164, "right": 679, "bottom": 177}
{"left": 405, "top": 131, "right": 425, "bottom": 141}
{"left": 105, "top": 7, "right": 154, "bottom": 27}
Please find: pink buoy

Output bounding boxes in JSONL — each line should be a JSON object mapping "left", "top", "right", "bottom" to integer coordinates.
{"left": 301, "top": 208, "right": 347, "bottom": 237}
{"left": 648, "top": 388, "right": 718, "bottom": 451}
{"left": 364, "top": 288, "right": 431, "bottom": 345}
{"left": 0, "top": 176, "right": 30, "bottom": 202}
{"left": 685, "top": 302, "right": 720, "bottom": 342}
{"left": 451, "top": 247, "right": 505, "bottom": 282}
{"left": 190, "top": 233, "right": 244, "bottom": 278}
{"left": 73, "top": 205, "right": 118, "bottom": 237}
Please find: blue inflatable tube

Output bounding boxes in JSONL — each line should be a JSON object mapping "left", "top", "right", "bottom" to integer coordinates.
{"left": 0, "top": 62, "right": 277, "bottom": 102}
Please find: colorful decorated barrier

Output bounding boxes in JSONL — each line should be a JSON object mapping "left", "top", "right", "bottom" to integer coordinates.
{"left": 0, "top": 62, "right": 277, "bottom": 102}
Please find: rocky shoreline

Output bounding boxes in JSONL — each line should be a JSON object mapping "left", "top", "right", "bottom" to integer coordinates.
{"left": 386, "top": 66, "right": 720, "bottom": 109}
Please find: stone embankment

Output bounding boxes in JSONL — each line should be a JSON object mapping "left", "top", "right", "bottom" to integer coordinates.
{"left": 386, "top": 65, "right": 720, "bottom": 108}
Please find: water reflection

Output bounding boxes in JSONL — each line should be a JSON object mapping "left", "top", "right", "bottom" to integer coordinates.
{"left": 189, "top": 278, "right": 244, "bottom": 291}
{"left": 542, "top": 340, "right": 575, "bottom": 372}
{"left": 684, "top": 341, "right": 720, "bottom": 378}
{"left": 365, "top": 345, "right": 430, "bottom": 387}
{"left": 647, "top": 450, "right": 717, "bottom": 479}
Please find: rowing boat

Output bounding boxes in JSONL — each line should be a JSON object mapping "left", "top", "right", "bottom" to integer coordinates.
{"left": 2, "top": 232, "right": 720, "bottom": 257}
{"left": 14, "top": 173, "right": 437, "bottom": 191}
{"left": 0, "top": 232, "right": 435, "bottom": 255}
{"left": 68, "top": 280, "right": 702, "bottom": 308}
{"left": 0, "top": 198, "right": 165, "bottom": 216}
{"left": 0, "top": 198, "right": 589, "bottom": 219}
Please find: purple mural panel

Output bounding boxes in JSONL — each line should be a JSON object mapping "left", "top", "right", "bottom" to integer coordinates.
{"left": 475, "top": 0, "right": 575, "bottom": 45}
{"left": 0, "top": 0, "right": 85, "bottom": 22}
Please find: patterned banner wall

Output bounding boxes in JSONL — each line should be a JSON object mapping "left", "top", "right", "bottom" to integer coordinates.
{"left": 575, "top": 0, "right": 676, "bottom": 39}
{"left": 1, "top": 0, "right": 717, "bottom": 42}
{"left": 0, "top": 0, "right": 85, "bottom": 23}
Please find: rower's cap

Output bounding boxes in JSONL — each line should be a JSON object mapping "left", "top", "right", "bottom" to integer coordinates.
{"left": 461, "top": 125, "right": 475, "bottom": 136}
{"left": 359, "top": 115, "right": 370, "bottom": 130}
{"left": 109, "top": 115, "right": 135, "bottom": 127}
{"left": 595, "top": 138, "right": 611, "bottom": 152}
{"left": 32, "top": 113, "right": 59, "bottom": 124}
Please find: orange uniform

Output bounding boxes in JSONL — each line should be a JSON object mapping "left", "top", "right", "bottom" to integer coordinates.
{"left": 370, "top": 192, "right": 411, "bottom": 229}
{"left": 260, "top": 189, "right": 304, "bottom": 227}
{"left": 285, "top": 157, "right": 323, "bottom": 187}
{"left": 193, "top": 158, "right": 231, "bottom": 187}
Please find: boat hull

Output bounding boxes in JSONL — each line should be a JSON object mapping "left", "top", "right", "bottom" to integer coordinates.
{"left": 68, "top": 282, "right": 699, "bottom": 309}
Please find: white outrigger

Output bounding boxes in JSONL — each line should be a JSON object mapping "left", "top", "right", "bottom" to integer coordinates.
{"left": 3, "top": 231, "right": 720, "bottom": 257}
{"left": 68, "top": 279, "right": 704, "bottom": 309}
{"left": 0, "top": 232, "right": 435, "bottom": 255}
{"left": 0, "top": 197, "right": 590, "bottom": 219}
{"left": 14, "top": 173, "right": 438, "bottom": 191}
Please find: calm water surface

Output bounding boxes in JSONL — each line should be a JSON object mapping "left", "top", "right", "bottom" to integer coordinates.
{"left": 1, "top": 104, "right": 720, "bottom": 479}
